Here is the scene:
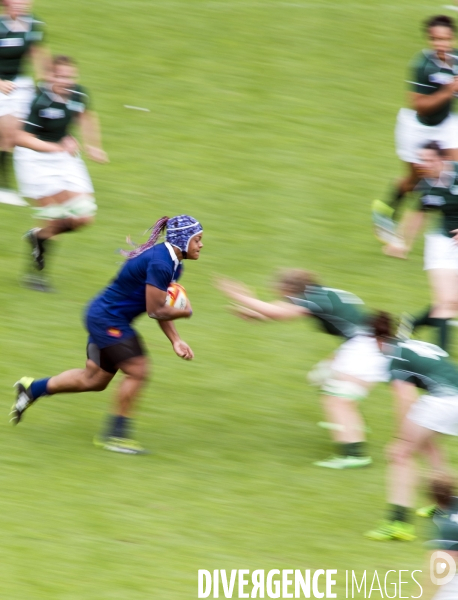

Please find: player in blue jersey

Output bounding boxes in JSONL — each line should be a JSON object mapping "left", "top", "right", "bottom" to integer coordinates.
{"left": 11, "top": 215, "right": 203, "bottom": 454}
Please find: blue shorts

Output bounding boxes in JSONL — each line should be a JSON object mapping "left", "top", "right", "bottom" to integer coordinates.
{"left": 85, "top": 303, "right": 136, "bottom": 350}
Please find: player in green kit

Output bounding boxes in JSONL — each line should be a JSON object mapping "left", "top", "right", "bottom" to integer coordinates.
{"left": 366, "top": 337, "right": 458, "bottom": 541}
{"left": 390, "top": 142, "right": 458, "bottom": 352}
{"left": 217, "top": 270, "right": 390, "bottom": 469}
{"left": 373, "top": 15, "right": 458, "bottom": 247}
{"left": 0, "top": 0, "right": 48, "bottom": 161}
{"left": 13, "top": 55, "right": 107, "bottom": 290}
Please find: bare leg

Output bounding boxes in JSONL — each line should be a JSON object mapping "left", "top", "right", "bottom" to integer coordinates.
{"left": 47, "top": 359, "right": 114, "bottom": 394}
{"left": 428, "top": 269, "right": 458, "bottom": 319}
{"left": 322, "top": 395, "right": 365, "bottom": 443}
{"left": 36, "top": 190, "right": 94, "bottom": 239}
{"left": 114, "top": 355, "right": 149, "bottom": 418}
{"left": 0, "top": 114, "right": 19, "bottom": 151}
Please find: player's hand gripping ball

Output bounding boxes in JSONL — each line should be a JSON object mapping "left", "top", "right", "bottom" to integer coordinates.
{"left": 166, "top": 283, "right": 188, "bottom": 309}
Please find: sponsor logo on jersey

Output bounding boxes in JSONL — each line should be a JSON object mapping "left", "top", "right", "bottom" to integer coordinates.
{"left": 66, "top": 100, "right": 85, "bottom": 113}
{"left": 429, "top": 72, "right": 454, "bottom": 85}
{"left": 422, "top": 194, "right": 446, "bottom": 206}
{"left": 38, "top": 108, "right": 66, "bottom": 119}
{"left": 0, "top": 37, "right": 24, "bottom": 47}
{"left": 107, "top": 328, "right": 122, "bottom": 338}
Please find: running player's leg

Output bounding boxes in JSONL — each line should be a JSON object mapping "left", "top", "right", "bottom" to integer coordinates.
{"left": 427, "top": 269, "right": 458, "bottom": 351}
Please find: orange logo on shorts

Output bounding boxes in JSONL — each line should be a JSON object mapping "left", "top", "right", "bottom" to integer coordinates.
{"left": 107, "top": 328, "right": 122, "bottom": 338}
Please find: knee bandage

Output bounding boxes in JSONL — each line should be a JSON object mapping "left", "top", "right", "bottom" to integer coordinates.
{"left": 33, "top": 195, "right": 97, "bottom": 219}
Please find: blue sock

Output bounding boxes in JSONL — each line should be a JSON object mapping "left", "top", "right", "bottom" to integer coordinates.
{"left": 107, "top": 415, "right": 130, "bottom": 439}
{"left": 30, "top": 377, "right": 51, "bottom": 400}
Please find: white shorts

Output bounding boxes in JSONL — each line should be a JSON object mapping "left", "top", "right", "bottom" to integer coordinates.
{"left": 408, "top": 395, "right": 458, "bottom": 436}
{"left": 13, "top": 146, "right": 94, "bottom": 200}
{"left": 395, "top": 108, "right": 458, "bottom": 163}
{"left": 330, "top": 335, "right": 390, "bottom": 384}
{"left": 0, "top": 76, "right": 35, "bottom": 119}
{"left": 424, "top": 234, "right": 458, "bottom": 271}
{"left": 433, "top": 576, "right": 458, "bottom": 600}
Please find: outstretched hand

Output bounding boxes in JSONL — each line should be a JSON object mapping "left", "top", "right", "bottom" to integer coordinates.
{"left": 173, "top": 339, "right": 194, "bottom": 360}
{"left": 215, "top": 277, "right": 254, "bottom": 300}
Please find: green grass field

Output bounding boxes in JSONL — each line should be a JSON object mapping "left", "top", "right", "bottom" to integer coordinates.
{"left": 0, "top": 0, "right": 455, "bottom": 597}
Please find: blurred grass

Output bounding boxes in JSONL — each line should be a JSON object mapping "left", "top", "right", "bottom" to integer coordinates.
{"left": 0, "top": 0, "right": 453, "bottom": 597}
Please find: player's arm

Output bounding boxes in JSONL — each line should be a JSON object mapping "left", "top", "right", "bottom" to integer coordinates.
{"left": 158, "top": 320, "right": 194, "bottom": 360}
{"left": 217, "top": 278, "right": 307, "bottom": 321}
{"left": 14, "top": 129, "right": 65, "bottom": 153}
{"left": 146, "top": 284, "right": 192, "bottom": 321}
{"left": 411, "top": 83, "right": 457, "bottom": 116}
{"left": 384, "top": 209, "right": 426, "bottom": 259}
{"left": 29, "top": 43, "right": 51, "bottom": 82}
{"left": 77, "top": 110, "right": 108, "bottom": 163}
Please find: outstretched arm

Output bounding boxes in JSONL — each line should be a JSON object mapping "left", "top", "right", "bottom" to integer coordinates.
{"left": 78, "top": 110, "right": 108, "bottom": 163}
{"left": 158, "top": 320, "right": 194, "bottom": 360}
{"left": 216, "top": 278, "right": 307, "bottom": 321}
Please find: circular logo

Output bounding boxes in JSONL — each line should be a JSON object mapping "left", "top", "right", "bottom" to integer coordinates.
{"left": 430, "top": 551, "right": 457, "bottom": 586}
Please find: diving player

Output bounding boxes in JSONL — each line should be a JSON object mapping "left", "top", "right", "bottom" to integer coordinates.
{"left": 10, "top": 215, "right": 203, "bottom": 455}
{"left": 374, "top": 15, "right": 458, "bottom": 245}
{"left": 217, "top": 270, "right": 390, "bottom": 469}
{"left": 366, "top": 337, "right": 458, "bottom": 541}
{"left": 13, "top": 55, "right": 107, "bottom": 290}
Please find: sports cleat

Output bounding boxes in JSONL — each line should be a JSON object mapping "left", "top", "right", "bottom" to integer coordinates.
{"left": 372, "top": 200, "right": 401, "bottom": 245}
{"left": 313, "top": 455, "right": 372, "bottom": 469}
{"left": 21, "top": 273, "right": 55, "bottom": 293}
{"left": 24, "top": 228, "right": 45, "bottom": 271}
{"left": 93, "top": 436, "right": 149, "bottom": 455}
{"left": 10, "top": 377, "right": 35, "bottom": 425}
{"left": 416, "top": 504, "right": 437, "bottom": 518}
{"left": 396, "top": 313, "right": 414, "bottom": 341}
{"left": 365, "top": 520, "right": 416, "bottom": 541}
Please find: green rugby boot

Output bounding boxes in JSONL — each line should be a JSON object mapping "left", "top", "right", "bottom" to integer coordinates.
{"left": 93, "top": 436, "right": 149, "bottom": 455}
{"left": 313, "top": 455, "right": 372, "bottom": 469}
{"left": 365, "top": 520, "right": 416, "bottom": 541}
{"left": 416, "top": 504, "right": 437, "bottom": 518}
{"left": 11, "top": 377, "right": 35, "bottom": 425}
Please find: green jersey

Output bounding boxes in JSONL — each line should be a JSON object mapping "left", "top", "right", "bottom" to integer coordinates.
{"left": 384, "top": 339, "right": 458, "bottom": 397}
{"left": 409, "top": 49, "right": 458, "bottom": 126}
{"left": 0, "top": 15, "right": 44, "bottom": 81}
{"left": 289, "top": 285, "right": 369, "bottom": 339}
{"left": 419, "top": 162, "right": 458, "bottom": 238}
{"left": 428, "top": 500, "right": 458, "bottom": 551}
{"left": 24, "top": 85, "right": 90, "bottom": 143}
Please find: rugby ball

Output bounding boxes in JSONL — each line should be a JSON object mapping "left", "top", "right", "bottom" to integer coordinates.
{"left": 166, "top": 283, "right": 188, "bottom": 310}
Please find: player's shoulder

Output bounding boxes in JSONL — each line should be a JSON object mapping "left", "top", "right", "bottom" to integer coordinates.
{"left": 71, "top": 84, "right": 89, "bottom": 100}
{"left": 320, "top": 286, "right": 365, "bottom": 305}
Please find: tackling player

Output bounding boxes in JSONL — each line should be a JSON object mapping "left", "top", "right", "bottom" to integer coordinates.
{"left": 366, "top": 337, "right": 458, "bottom": 541}
{"left": 374, "top": 15, "right": 458, "bottom": 245}
{"left": 13, "top": 55, "right": 107, "bottom": 290}
{"left": 10, "top": 215, "right": 204, "bottom": 455}
{"left": 217, "top": 271, "right": 390, "bottom": 469}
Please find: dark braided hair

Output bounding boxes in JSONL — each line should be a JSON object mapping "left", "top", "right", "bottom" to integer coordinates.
{"left": 121, "top": 216, "right": 169, "bottom": 259}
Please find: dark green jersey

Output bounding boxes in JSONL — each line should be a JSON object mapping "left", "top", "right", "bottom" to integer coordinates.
{"left": 428, "top": 500, "right": 458, "bottom": 550}
{"left": 289, "top": 285, "right": 369, "bottom": 339}
{"left": 0, "top": 15, "right": 44, "bottom": 80}
{"left": 384, "top": 339, "right": 458, "bottom": 397}
{"left": 409, "top": 49, "right": 458, "bottom": 126}
{"left": 419, "top": 162, "right": 458, "bottom": 238}
{"left": 24, "top": 85, "right": 90, "bottom": 143}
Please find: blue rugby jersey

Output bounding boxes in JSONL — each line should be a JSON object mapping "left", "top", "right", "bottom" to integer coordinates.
{"left": 88, "top": 242, "right": 182, "bottom": 324}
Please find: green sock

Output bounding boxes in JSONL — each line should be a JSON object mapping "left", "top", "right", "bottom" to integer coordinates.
{"left": 413, "top": 306, "right": 433, "bottom": 328}
{"left": 387, "top": 185, "right": 405, "bottom": 219}
{"left": 388, "top": 504, "right": 409, "bottom": 523}
{"left": 340, "top": 442, "right": 366, "bottom": 458}
{"left": 429, "top": 318, "right": 450, "bottom": 353}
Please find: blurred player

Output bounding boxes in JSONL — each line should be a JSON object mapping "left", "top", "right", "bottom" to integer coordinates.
{"left": 373, "top": 15, "right": 458, "bottom": 244}
{"left": 217, "top": 270, "right": 390, "bottom": 469}
{"left": 392, "top": 142, "right": 458, "bottom": 352}
{"left": 13, "top": 55, "right": 107, "bottom": 290}
{"left": 0, "top": 0, "right": 47, "bottom": 182}
{"left": 11, "top": 215, "right": 203, "bottom": 455}
{"left": 366, "top": 336, "right": 458, "bottom": 541}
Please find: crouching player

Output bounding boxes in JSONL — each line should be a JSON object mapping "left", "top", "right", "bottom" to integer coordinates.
{"left": 11, "top": 215, "right": 204, "bottom": 454}
{"left": 366, "top": 337, "right": 458, "bottom": 541}
{"left": 13, "top": 55, "right": 107, "bottom": 290}
{"left": 217, "top": 270, "right": 390, "bottom": 469}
